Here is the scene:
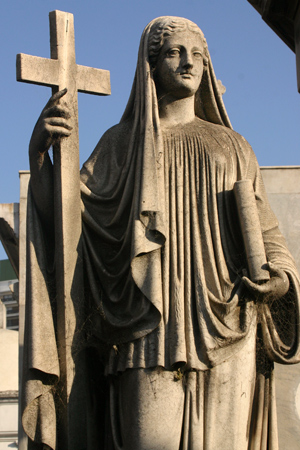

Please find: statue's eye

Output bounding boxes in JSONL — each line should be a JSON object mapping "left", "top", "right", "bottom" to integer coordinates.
{"left": 167, "top": 49, "right": 180, "bottom": 57}
{"left": 193, "top": 51, "right": 202, "bottom": 59}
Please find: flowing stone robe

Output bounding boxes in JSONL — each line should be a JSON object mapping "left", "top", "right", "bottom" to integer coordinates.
{"left": 81, "top": 117, "right": 300, "bottom": 372}
{"left": 80, "top": 117, "right": 300, "bottom": 450}
{"left": 22, "top": 16, "right": 300, "bottom": 450}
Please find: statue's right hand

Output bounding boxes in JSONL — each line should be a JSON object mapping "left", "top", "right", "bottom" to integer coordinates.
{"left": 29, "top": 88, "right": 72, "bottom": 157}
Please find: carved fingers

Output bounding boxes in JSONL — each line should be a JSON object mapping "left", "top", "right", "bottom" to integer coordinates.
{"left": 29, "top": 88, "right": 73, "bottom": 157}
{"left": 45, "top": 87, "right": 68, "bottom": 107}
{"left": 242, "top": 262, "right": 290, "bottom": 304}
{"left": 42, "top": 88, "right": 72, "bottom": 139}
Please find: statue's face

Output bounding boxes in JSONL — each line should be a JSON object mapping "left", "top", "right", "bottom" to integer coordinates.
{"left": 154, "top": 30, "right": 204, "bottom": 100}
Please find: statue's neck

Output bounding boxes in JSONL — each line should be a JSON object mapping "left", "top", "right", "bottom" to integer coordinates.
{"left": 158, "top": 95, "right": 196, "bottom": 130}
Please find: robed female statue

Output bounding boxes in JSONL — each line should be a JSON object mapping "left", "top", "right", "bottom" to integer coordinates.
{"left": 22, "top": 16, "right": 300, "bottom": 450}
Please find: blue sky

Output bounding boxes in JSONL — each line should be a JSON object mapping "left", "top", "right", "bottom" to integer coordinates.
{"left": 0, "top": 0, "right": 299, "bottom": 259}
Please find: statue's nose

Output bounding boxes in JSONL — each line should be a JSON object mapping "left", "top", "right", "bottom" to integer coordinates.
{"left": 182, "top": 51, "right": 194, "bottom": 68}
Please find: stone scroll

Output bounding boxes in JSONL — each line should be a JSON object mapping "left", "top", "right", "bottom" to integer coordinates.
{"left": 234, "top": 180, "right": 270, "bottom": 282}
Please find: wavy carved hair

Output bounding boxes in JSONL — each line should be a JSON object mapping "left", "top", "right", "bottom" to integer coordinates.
{"left": 148, "top": 17, "right": 209, "bottom": 68}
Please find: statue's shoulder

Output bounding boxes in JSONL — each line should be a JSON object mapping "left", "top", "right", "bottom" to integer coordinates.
{"left": 84, "top": 120, "right": 132, "bottom": 160}
{"left": 81, "top": 120, "right": 133, "bottom": 177}
{"left": 197, "top": 118, "right": 245, "bottom": 140}
{"left": 98, "top": 119, "right": 132, "bottom": 148}
{"left": 197, "top": 118, "right": 254, "bottom": 158}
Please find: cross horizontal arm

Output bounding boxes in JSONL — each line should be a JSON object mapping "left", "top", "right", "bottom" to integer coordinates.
{"left": 16, "top": 54, "right": 111, "bottom": 95}
{"left": 77, "top": 65, "right": 111, "bottom": 95}
{"left": 16, "top": 53, "right": 59, "bottom": 87}
{"left": 17, "top": 10, "right": 111, "bottom": 449}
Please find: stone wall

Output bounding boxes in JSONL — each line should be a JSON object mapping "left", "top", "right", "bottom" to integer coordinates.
{"left": 261, "top": 166, "right": 300, "bottom": 450}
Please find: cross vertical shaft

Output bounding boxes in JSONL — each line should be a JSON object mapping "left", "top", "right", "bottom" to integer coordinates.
{"left": 50, "top": 12, "right": 82, "bottom": 449}
{"left": 17, "top": 10, "right": 110, "bottom": 450}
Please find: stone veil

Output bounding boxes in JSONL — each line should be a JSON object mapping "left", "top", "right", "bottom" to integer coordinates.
{"left": 22, "top": 16, "right": 300, "bottom": 450}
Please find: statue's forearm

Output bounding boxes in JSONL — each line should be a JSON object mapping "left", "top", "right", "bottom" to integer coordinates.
{"left": 27, "top": 87, "right": 73, "bottom": 234}
{"left": 29, "top": 148, "right": 55, "bottom": 231}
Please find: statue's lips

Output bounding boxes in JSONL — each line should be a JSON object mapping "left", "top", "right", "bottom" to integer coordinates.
{"left": 180, "top": 73, "right": 193, "bottom": 79}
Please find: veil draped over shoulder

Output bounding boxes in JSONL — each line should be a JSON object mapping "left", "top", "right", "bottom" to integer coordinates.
{"left": 80, "top": 17, "right": 235, "bottom": 344}
{"left": 22, "top": 16, "right": 300, "bottom": 450}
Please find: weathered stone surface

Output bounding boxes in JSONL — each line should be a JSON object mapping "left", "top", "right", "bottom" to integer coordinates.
{"left": 234, "top": 179, "right": 269, "bottom": 282}
{"left": 17, "top": 171, "right": 30, "bottom": 450}
{"left": 17, "top": 11, "right": 111, "bottom": 450}
{"left": 262, "top": 166, "right": 300, "bottom": 450}
{"left": 19, "top": 13, "right": 300, "bottom": 450}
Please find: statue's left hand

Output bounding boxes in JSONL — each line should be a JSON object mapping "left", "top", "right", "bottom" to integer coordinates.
{"left": 242, "top": 262, "right": 289, "bottom": 304}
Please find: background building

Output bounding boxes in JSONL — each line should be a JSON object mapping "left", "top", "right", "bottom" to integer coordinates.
{"left": 0, "top": 260, "right": 18, "bottom": 330}
{"left": 0, "top": 260, "right": 18, "bottom": 450}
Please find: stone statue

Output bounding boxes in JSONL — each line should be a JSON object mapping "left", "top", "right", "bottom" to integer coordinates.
{"left": 22, "top": 16, "right": 300, "bottom": 450}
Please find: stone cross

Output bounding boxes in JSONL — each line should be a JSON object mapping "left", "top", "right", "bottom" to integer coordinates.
{"left": 16, "top": 10, "right": 110, "bottom": 449}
